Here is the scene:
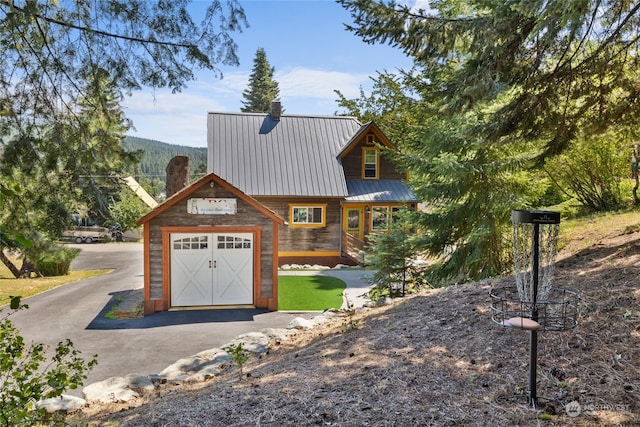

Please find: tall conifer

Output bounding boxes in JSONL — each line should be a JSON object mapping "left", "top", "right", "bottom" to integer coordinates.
{"left": 241, "top": 48, "right": 281, "bottom": 113}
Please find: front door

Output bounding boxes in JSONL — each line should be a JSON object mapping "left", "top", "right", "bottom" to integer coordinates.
{"left": 345, "top": 207, "right": 363, "bottom": 240}
{"left": 170, "top": 233, "right": 253, "bottom": 307}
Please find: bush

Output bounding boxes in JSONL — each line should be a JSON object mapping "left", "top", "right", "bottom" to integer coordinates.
{"left": 365, "top": 208, "right": 429, "bottom": 300}
{"left": 34, "top": 246, "right": 80, "bottom": 276}
{"left": 544, "top": 133, "right": 627, "bottom": 211}
{"left": 0, "top": 300, "right": 97, "bottom": 425}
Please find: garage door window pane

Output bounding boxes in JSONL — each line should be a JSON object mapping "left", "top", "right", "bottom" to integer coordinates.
{"left": 215, "top": 235, "right": 251, "bottom": 249}
{"left": 174, "top": 236, "right": 208, "bottom": 250}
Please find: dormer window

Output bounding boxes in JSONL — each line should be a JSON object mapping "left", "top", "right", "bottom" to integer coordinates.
{"left": 363, "top": 148, "right": 379, "bottom": 179}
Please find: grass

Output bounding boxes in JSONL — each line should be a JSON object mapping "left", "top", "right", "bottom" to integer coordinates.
{"left": 0, "top": 254, "right": 110, "bottom": 307}
{"left": 557, "top": 207, "right": 640, "bottom": 253}
{"left": 278, "top": 275, "right": 346, "bottom": 311}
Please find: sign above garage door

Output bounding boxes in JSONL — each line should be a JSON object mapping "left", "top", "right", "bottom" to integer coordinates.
{"left": 188, "top": 198, "right": 237, "bottom": 215}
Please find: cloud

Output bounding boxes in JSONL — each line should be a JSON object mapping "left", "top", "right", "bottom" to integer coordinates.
{"left": 277, "top": 67, "right": 369, "bottom": 100}
{"left": 122, "top": 66, "right": 380, "bottom": 146}
{"left": 400, "top": 0, "right": 433, "bottom": 13}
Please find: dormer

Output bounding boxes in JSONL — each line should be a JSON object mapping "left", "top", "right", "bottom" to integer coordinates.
{"left": 338, "top": 123, "right": 402, "bottom": 181}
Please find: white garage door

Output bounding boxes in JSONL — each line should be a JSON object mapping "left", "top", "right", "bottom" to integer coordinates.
{"left": 170, "top": 233, "right": 253, "bottom": 306}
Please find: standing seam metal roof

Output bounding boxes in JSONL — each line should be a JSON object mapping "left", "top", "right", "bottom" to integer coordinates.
{"left": 345, "top": 179, "right": 417, "bottom": 202}
{"left": 208, "top": 112, "right": 362, "bottom": 197}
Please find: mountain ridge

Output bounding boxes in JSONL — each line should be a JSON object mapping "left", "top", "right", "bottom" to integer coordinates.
{"left": 123, "top": 136, "right": 207, "bottom": 183}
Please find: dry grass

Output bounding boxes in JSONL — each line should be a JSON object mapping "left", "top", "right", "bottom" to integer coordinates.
{"left": 0, "top": 252, "right": 110, "bottom": 306}
{"left": 78, "top": 212, "right": 640, "bottom": 426}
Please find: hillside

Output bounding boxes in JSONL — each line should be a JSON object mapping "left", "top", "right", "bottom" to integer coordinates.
{"left": 123, "top": 136, "right": 207, "bottom": 183}
{"left": 80, "top": 211, "right": 640, "bottom": 426}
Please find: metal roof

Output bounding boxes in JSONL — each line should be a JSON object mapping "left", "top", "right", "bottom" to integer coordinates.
{"left": 345, "top": 179, "right": 417, "bottom": 203}
{"left": 207, "top": 112, "right": 363, "bottom": 197}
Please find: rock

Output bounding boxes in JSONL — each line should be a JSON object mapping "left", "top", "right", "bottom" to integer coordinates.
{"left": 288, "top": 317, "right": 316, "bottom": 330}
{"left": 196, "top": 347, "right": 232, "bottom": 361}
{"left": 160, "top": 355, "right": 210, "bottom": 377}
{"left": 159, "top": 350, "right": 233, "bottom": 381}
{"left": 82, "top": 374, "right": 153, "bottom": 403}
{"left": 225, "top": 332, "right": 269, "bottom": 353}
{"left": 37, "top": 395, "right": 86, "bottom": 413}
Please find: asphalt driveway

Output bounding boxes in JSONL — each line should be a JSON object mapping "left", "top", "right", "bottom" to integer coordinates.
{"left": 5, "top": 244, "right": 318, "bottom": 395}
{"left": 6, "top": 243, "right": 372, "bottom": 396}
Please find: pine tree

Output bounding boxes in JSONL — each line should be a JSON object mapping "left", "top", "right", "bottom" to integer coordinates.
{"left": 71, "top": 68, "right": 141, "bottom": 222}
{"left": 241, "top": 48, "right": 281, "bottom": 113}
{"left": 0, "top": 0, "right": 247, "bottom": 252}
{"left": 335, "top": 0, "right": 640, "bottom": 284}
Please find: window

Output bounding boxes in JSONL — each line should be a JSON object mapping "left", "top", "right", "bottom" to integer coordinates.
{"left": 217, "top": 235, "right": 251, "bottom": 249}
{"left": 371, "top": 206, "right": 389, "bottom": 231}
{"left": 290, "top": 205, "right": 326, "bottom": 227}
{"left": 366, "top": 134, "right": 376, "bottom": 145}
{"left": 371, "top": 206, "right": 405, "bottom": 232}
{"left": 173, "top": 235, "right": 208, "bottom": 250}
{"left": 363, "top": 148, "right": 378, "bottom": 179}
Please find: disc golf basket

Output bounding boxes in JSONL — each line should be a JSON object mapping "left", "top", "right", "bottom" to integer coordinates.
{"left": 490, "top": 210, "right": 580, "bottom": 408}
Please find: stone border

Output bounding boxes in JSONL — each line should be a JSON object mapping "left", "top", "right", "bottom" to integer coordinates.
{"left": 37, "top": 310, "right": 346, "bottom": 414}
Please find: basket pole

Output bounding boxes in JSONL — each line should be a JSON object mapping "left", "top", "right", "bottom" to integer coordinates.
{"left": 528, "top": 222, "right": 540, "bottom": 407}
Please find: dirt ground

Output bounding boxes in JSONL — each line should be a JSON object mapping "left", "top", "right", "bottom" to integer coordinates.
{"left": 76, "top": 219, "right": 640, "bottom": 426}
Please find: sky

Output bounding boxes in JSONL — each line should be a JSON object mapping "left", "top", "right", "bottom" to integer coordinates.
{"left": 122, "top": 0, "right": 423, "bottom": 148}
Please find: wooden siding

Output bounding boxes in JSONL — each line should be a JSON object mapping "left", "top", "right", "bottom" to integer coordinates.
{"left": 342, "top": 139, "right": 406, "bottom": 180}
{"left": 145, "top": 183, "right": 277, "bottom": 313}
{"left": 256, "top": 197, "right": 342, "bottom": 254}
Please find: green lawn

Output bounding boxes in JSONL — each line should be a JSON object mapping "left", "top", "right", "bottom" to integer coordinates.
{"left": 278, "top": 275, "right": 346, "bottom": 311}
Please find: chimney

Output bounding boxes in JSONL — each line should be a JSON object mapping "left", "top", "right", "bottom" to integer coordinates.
{"left": 166, "top": 155, "right": 190, "bottom": 198}
{"left": 270, "top": 101, "right": 281, "bottom": 120}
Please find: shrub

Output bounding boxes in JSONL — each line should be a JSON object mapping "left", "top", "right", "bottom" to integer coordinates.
{"left": 35, "top": 246, "right": 81, "bottom": 276}
{"left": 0, "top": 299, "right": 97, "bottom": 425}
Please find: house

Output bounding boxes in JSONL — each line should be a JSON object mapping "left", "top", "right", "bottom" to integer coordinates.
{"left": 207, "top": 102, "right": 417, "bottom": 267}
{"left": 136, "top": 102, "right": 416, "bottom": 315}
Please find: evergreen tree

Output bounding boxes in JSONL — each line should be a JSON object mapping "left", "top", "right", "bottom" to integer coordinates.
{"left": 0, "top": 1, "right": 247, "bottom": 273}
{"left": 241, "top": 48, "right": 281, "bottom": 112}
{"left": 336, "top": 0, "right": 640, "bottom": 284}
{"left": 339, "top": 0, "right": 640, "bottom": 159}
{"left": 72, "top": 68, "right": 142, "bottom": 222}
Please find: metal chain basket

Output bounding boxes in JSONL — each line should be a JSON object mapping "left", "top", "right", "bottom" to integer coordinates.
{"left": 489, "top": 209, "right": 580, "bottom": 407}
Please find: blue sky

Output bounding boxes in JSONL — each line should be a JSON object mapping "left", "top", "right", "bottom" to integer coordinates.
{"left": 122, "top": 0, "right": 422, "bottom": 147}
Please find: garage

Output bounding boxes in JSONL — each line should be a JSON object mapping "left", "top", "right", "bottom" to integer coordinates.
{"left": 137, "top": 173, "right": 283, "bottom": 315}
{"left": 170, "top": 232, "right": 254, "bottom": 306}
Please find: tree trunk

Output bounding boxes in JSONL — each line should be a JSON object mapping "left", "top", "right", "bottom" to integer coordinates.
{"left": 18, "top": 259, "right": 38, "bottom": 278}
{"left": 0, "top": 248, "right": 22, "bottom": 278}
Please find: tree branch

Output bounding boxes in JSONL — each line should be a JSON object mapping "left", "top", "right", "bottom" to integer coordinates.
{"left": 3, "top": 2, "right": 198, "bottom": 50}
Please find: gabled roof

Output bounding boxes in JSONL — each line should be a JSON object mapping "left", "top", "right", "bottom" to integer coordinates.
{"left": 207, "top": 112, "right": 362, "bottom": 197}
{"left": 136, "top": 173, "right": 284, "bottom": 226}
{"left": 336, "top": 122, "right": 394, "bottom": 158}
{"left": 345, "top": 179, "right": 418, "bottom": 203}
